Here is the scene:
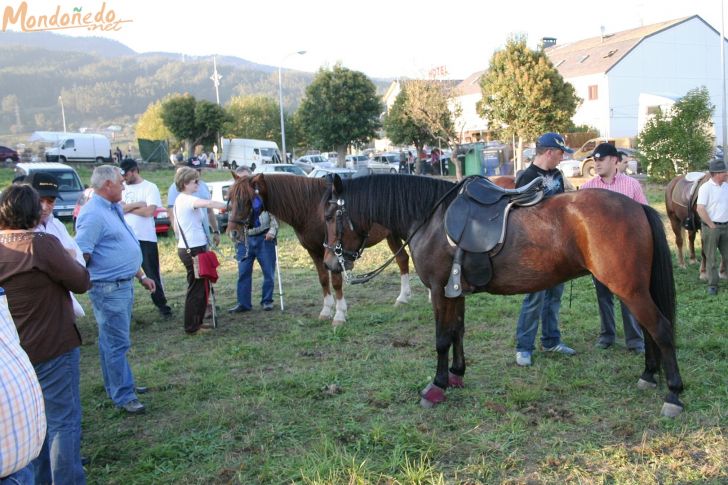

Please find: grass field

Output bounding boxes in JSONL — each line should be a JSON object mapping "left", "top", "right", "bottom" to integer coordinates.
{"left": 3, "top": 167, "right": 727, "bottom": 484}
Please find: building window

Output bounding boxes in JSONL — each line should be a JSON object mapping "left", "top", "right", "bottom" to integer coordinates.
{"left": 588, "top": 85, "right": 598, "bottom": 100}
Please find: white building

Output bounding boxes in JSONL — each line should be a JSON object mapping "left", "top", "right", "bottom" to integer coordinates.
{"left": 545, "top": 15, "right": 728, "bottom": 144}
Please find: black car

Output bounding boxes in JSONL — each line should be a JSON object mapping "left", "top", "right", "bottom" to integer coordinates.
{"left": 0, "top": 145, "right": 19, "bottom": 163}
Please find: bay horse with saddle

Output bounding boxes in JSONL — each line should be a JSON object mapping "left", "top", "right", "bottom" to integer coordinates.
{"left": 665, "top": 172, "right": 727, "bottom": 277}
{"left": 322, "top": 173, "right": 683, "bottom": 417}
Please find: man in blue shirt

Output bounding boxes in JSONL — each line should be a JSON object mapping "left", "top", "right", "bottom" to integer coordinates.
{"left": 76, "top": 165, "right": 156, "bottom": 415}
{"left": 514, "top": 133, "right": 576, "bottom": 367}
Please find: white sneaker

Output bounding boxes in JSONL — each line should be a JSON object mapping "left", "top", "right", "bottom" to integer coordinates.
{"left": 516, "top": 351, "right": 532, "bottom": 366}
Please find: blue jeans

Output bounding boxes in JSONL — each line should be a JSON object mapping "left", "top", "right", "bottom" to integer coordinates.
{"left": 32, "top": 348, "right": 85, "bottom": 485}
{"left": 88, "top": 280, "right": 138, "bottom": 407}
{"left": 593, "top": 277, "right": 644, "bottom": 350}
{"left": 516, "top": 283, "right": 565, "bottom": 352}
{"left": 1, "top": 463, "right": 34, "bottom": 485}
{"left": 235, "top": 236, "right": 276, "bottom": 309}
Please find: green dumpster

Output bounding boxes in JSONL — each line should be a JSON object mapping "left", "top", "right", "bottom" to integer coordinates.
{"left": 463, "top": 142, "right": 485, "bottom": 176}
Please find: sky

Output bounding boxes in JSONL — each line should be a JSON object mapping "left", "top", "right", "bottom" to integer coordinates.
{"left": 6, "top": 0, "right": 728, "bottom": 79}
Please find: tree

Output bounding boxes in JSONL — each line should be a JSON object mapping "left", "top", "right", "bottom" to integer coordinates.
{"left": 136, "top": 100, "right": 173, "bottom": 141}
{"left": 223, "top": 95, "right": 295, "bottom": 147}
{"left": 637, "top": 87, "right": 714, "bottom": 182}
{"left": 296, "top": 64, "right": 382, "bottom": 166}
{"left": 478, "top": 35, "right": 580, "bottom": 171}
{"left": 161, "top": 94, "right": 229, "bottom": 154}
{"left": 384, "top": 81, "right": 455, "bottom": 174}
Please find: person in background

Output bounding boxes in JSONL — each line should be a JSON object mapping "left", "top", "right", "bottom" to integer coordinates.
{"left": 514, "top": 132, "right": 576, "bottom": 367}
{"left": 20, "top": 172, "right": 87, "bottom": 319}
{"left": 120, "top": 159, "right": 172, "bottom": 318}
{"left": 75, "top": 165, "right": 155, "bottom": 416}
{"left": 172, "top": 167, "right": 227, "bottom": 334}
{"left": 114, "top": 146, "right": 123, "bottom": 164}
{"left": 696, "top": 158, "right": 728, "bottom": 295}
{"left": 407, "top": 151, "right": 415, "bottom": 174}
{"left": 581, "top": 143, "right": 647, "bottom": 353}
{"left": 167, "top": 160, "right": 221, "bottom": 247}
{"left": 0, "top": 184, "right": 90, "bottom": 484}
{"left": 228, "top": 167, "right": 279, "bottom": 314}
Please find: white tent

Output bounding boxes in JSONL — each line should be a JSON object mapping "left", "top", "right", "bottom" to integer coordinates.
{"left": 28, "top": 131, "right": 67, "bottom": 143}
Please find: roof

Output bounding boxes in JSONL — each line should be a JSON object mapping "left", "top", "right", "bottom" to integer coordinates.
{"left": 15, "top": 162, "right": 74, "bottom": 172}
{"left": 455, "top": 70, "right": 486, "bottom": 96}
{"left": 545, "top": 15, "right": 710, "bottom": 78}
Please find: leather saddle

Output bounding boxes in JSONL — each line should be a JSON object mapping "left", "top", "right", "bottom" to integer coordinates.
{"left": 443, "top": 176, "right": 545, "bottom": 298}
{"left": 672, "top": 172, "right": 708, "bottom": 208}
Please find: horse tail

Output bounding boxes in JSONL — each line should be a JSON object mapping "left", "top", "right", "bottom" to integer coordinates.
{"left": 643, "top": 204, "right": 676, "bottom": 331}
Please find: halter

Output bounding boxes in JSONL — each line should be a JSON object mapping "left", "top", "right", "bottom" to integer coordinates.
{"left": 322, "top": 196, "right": 369, "bottom": 281}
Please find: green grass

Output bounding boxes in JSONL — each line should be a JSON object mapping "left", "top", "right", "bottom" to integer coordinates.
{"left": 9, "top": 170, "right": 727, "bottom": 484}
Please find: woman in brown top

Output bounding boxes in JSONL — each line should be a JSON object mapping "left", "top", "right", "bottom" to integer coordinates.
{"left": 0, "top": 184, "right": 90, "bottom": 485}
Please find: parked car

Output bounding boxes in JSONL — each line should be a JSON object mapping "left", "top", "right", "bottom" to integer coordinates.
{"left": 72, "top": 188, "right": 171, "bottom": 235}
{"left": 371, "top": 153, "right": 402, "bottom": 173}
{"left": 15, "top": 162, "right": 84, "bottom": 220}
{"left": 307, "top": 167, "right": 358, "bottom": 179}
{"left": 557, "top": 159, "right": 582, "bottom": 178}
{"left": 0, "top": 145, "right": 19, "bottom": 163}
{"left": 344, "top": 154, "right": 369, "bottom": 169}
{"left": 253, "top": 164, "right": 307, "bottom": 176}
{"left": 207, "top": 179, "right": 235, "bottom": 231}
{"left": 349, "top": 154, "right": 397, "bottom": 174}
{"left": 294, "top": 155, "right": 334, "bottom": 174}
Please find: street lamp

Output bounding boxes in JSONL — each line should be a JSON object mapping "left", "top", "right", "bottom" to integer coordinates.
{"left": 278, "top": 50, "right": 306, "bottom": 162}
{"left": 58, "top": 95, "right": 67, "bottom": 132}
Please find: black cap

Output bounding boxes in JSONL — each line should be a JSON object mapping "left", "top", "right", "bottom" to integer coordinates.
{"left": 25, "top": 172, "right": 59, "bottom": 198}
{"left": 591, "top": 143, "right": 620, "bottom": 159}
{"left": 708, "top": 158, "right": 727, "bottom": 173}
{"left": 120, "top": 159, "right": 139, "bottom": 175}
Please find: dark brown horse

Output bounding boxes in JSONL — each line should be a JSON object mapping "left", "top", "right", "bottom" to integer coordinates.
{"left": 225, "top": 173, "right": 413, "bottom": 326}
{"left": 665, "top": 174, "right": 727, "bottom": 277}
{"left": 322, "top": 174, "right": 683, "bottom": 417}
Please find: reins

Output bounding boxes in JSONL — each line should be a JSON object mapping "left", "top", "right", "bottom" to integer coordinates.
{"left": 335, "top": 178, "right": 466, "bottom": 285}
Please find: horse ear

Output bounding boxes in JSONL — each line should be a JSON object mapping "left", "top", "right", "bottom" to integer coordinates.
{"left": 232, "top": 170, "right": 239, "bottom": 180}
{"left": 333, "top": 174, "right": 344, "bottom": 195}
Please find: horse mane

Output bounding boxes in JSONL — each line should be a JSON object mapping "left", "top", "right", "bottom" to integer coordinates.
{"left": 257, "top": 174, "right": 328, "bottom": 227}
{"left": 340, "top": 174, "right": 456, "bottom": 233}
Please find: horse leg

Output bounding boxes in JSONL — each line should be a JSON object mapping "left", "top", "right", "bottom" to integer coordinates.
{"left": 687, "top": 230, "right": 698, "bottom": 265}
{"left": 330, "top": 272, "right": 347, "bottom": 327}
{"left": 448, "top": 297, "right": 466, "bottom": 388}
{"left": 420, "top": 292, "right": 464, "bottom": 408}
{"left": 669, "top": 218, "right": 686, "bottom": 268}
{"left": 637, "top": 330, "right": 660, "bottom": 390}
{"left": 311, "top": 255, "right": 335, "bottom": 320}
{"left": 385, "top": 236, "right": 411, "bottom": 306}
{"left": 623, "top": 297, "right": 684, "bottom": 417}
{"left": 699, "top": 248, "right": 708, "bottom": 281}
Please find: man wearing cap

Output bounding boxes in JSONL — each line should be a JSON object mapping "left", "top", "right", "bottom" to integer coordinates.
{"left": 75, "top": 165, "right": 156, "bottom": 415}
{"left": 514, "top": 132, "right": 577, "bottom": 367}
{"left": 167, "top": 160, "right": 221, "bottom": 246}
{"left": 581, "top": 143, "right": 647, "bottom": 353}
{"left": 120, "top": 160, "right": 172, "bottom": 317}
{"left": 24, "top": 172, "right": 87, "bottom": 318}
{"left": 696, "top": 158, "right": 728, "bottom": 295}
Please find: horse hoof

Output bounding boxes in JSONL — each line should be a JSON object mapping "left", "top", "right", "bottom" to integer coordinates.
{"left": 448, "top": 372, "right": 464, "bottom": 388}
{"left": 660, "top": 402, "right": 683, "bottom": 418}
{"left": 419, "top": 383, "right": 446, "bottom": 408}
{"left": 318, "top": 313, "right": 332, "bottom": 321}
{"left": 699, "top": 273, "right": 708, "bottom": 281}
{"left": 332, "top": 319, "right": 345, "bottom": 327}
{"left": 394, "top": 299, "right": 408, "bottom": 307}
{"left": 637, "top": 378, "right": 657, "bottom": 390}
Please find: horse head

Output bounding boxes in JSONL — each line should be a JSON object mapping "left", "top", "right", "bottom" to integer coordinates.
{"left": 226, "top": 173, "right": 269, "bottom": 243}
{"left": 323, "top": 174, "right": 370, "bottom": 273}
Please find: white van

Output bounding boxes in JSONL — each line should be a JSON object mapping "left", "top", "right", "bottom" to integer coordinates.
{"left": 45, "top": 133, "right": 111, "bottom": 164}
{"left": 220, "top": 138, "right": 282, "bottom": 170}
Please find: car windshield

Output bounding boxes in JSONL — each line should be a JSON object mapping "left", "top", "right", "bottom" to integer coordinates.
{"left": 47, "top": 170, "right": 83, "bottom": 191}
{"left": 260, "top": 148, "right": 277, "bottom": 157}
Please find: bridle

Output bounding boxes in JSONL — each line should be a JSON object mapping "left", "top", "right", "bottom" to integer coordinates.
{"left": 323, "top": 195, "right": 369, "bottom": 280}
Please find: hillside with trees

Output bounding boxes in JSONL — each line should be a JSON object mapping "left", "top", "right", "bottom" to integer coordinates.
{"left": 0, "top": 32, "right": 389, "bottom": 138}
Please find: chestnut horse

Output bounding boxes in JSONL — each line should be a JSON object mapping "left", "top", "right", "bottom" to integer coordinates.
{"left": 225, "top": 173, "right": 413, "bottom": 326}
{"left": 665, "top": 174, "right": 727, "bottom": 277}
{"left": 322, "top": 174, "right": 683, "bottom": 417}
